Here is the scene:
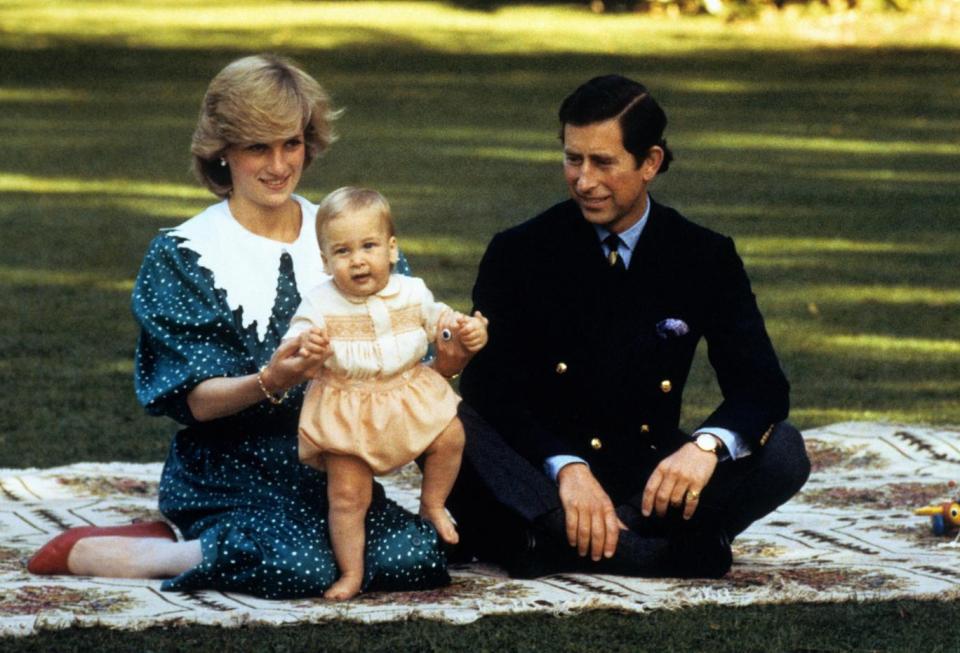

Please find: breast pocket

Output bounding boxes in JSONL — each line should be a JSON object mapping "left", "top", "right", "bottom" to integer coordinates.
{"left": 645, "top": 314, "right": 700, "bottom": 391}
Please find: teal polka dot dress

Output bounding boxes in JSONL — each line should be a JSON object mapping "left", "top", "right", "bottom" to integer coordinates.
{"left": 131, "top": 198, "right": 448, "bottom": 599}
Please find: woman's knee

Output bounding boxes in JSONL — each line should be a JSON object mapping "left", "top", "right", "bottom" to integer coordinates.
{"left": 196, "top": 521, "right": 340, "bottom": 598}
{"left": 366, "top": 520, "right": 449, "bottom": 591}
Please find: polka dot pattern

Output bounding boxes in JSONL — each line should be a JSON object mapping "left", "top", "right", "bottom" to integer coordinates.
{"left": 132, "top": 233, "right": 446, "bottom": 599}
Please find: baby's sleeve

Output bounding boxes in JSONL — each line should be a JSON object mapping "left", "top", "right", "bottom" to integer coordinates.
{"left": 417, "top": 279, "right": 452, "bottom": 344}
{"left": 283, "top": 288, "right": 326, "bottom": 342}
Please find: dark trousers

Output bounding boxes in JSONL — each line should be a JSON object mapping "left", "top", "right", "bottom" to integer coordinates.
{"left": 447, "top": 402, "right": 811, "bottom": 573}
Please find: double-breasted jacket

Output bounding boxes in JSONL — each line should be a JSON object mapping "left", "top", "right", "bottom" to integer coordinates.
{"left": 460, "top": 198, "right": 789, "bottom": 501}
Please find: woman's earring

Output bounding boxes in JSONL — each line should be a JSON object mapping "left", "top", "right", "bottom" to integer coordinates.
{"left": 219, "top": 158, "right": 227, "bottom": 167}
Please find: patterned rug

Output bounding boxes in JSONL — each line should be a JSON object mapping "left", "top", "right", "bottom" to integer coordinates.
{"left": 3, "top": 421, "right": 960, "bottom": 637}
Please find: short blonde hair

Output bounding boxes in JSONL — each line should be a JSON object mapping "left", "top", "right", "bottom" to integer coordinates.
{"left": 316, "top": 187, "right": 395, "bottom": 250}
{"left": 191, "top": 54, "right": 340, "bottom": 198}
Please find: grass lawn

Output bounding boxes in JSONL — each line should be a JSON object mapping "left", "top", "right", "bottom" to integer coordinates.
{"left": 2, "top": 1, "right": 959, "bottom": 650}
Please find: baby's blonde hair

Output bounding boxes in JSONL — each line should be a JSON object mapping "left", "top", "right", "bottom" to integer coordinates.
{"left": 316, "top": 187, "right": 395, "bottom": 250}
{"left": 191, "top": 54, "right": 340, "bottom": 198}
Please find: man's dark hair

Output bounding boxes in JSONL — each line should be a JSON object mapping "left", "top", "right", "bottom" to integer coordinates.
{"left": 558, "top": 75, "right": 673, "bottom": 173}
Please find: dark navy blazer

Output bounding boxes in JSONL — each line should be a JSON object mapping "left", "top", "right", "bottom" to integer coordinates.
{"left": 459, "top": 198, "right": 789, "bottom": 502}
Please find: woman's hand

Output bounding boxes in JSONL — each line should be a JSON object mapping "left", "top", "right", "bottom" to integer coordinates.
{"left": 262, "top": 328, "right": 329, "bottom": 393}
{"left": 187, "top": 327, "right": 328, "bottom": 422}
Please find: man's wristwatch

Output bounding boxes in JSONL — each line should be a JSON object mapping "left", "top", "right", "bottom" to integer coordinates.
{"left": 693, "top": 432, "right": 725, "bottom": 456}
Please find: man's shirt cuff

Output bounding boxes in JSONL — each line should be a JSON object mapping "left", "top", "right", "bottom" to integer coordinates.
{"left": 544, "top": 454, "right": 588, "bottom": 482}
{"left": 694, "top": 427, "right": 750, "bottom": 461}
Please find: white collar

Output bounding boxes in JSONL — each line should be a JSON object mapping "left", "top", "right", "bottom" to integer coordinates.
{"left": 168, "top": 195, "right": 326, "bottom": 342}
{"left": 339, "top": 274, "right": 401, "bottom": 304}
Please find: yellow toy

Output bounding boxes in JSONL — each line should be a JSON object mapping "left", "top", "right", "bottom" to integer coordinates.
{"left": 915, "top": 481, "right": 960, "bottom": 545}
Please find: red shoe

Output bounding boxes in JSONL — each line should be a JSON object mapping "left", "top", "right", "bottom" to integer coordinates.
{"left": 27, "top": 521, "right": 177, "bottom": 575}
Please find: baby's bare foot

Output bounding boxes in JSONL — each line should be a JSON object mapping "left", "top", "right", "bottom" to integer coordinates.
{"left": 420, "top": 505, "right": 460, "bottom": 545}
{"left": 324, "top": 574, "right": 362, "bottom": 601}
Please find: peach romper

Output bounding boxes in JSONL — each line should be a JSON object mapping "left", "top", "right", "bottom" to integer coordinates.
{"left": 284, "top": 275, "right": 460, "bottom": 475}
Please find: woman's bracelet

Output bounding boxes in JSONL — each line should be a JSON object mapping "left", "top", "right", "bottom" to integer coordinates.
{"left": 257, "top": 366, "right": 289, "bottom": 405}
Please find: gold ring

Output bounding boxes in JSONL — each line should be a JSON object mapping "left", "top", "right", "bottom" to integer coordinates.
{"left": 686, "top": 489, "right": 700, "bottom": 502}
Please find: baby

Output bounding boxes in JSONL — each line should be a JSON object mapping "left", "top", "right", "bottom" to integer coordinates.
{"left": 283, "top": 186, "right": 487, "bottom": 600}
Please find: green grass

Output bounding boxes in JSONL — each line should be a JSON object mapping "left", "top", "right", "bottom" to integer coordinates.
{"left": 5, "top": 601, "right": 960, "bottom": 652}
{"left": 2, "top": 1, "right": 960, "bottom": 649}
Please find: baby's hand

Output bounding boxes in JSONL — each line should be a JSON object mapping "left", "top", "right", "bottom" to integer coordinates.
{"left": 457, "top": 311, "right": 488, "bottom": 353}
{"left": 298, "top": 327, "right": 332, "bottom": 364}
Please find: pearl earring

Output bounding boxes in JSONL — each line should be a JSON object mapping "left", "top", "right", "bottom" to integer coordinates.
{"left": 219, "top": 158, "right": 227, "bottom": 167}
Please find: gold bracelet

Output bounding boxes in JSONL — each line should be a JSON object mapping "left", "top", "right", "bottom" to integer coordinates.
{"left": 257, "top": 366, "right": 288, "bottom": 405}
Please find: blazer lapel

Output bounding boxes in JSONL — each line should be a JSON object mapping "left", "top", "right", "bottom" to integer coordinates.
{"left": 629, "top": 198, "right": 671, "bottom": 281}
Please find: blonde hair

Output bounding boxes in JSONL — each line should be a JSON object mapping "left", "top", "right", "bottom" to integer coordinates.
{"left": 191, "top": 54, "right": 340, "bottom": 198}
{"left": 316, "top": 187, "right": 395, "bottom": 250}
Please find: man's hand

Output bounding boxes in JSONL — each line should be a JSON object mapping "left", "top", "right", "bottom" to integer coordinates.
{"left": 557, "top": 463, "right": 626, "bottom": 561}
{"left": 641, "top": 443, "right": 718, "bottom": 520}
{"left": 433, "top": 309, "right": 488, "bottom": 377}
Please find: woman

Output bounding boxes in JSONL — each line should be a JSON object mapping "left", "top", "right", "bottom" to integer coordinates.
{"left": 28, "top": 54, "right": 463, "bottom": 599}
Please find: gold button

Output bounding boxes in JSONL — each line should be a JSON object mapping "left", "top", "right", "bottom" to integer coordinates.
{"left": 660, "top": 379, "right": 672, "bottom": 393}
{"left": 590, "top": 437, "right": 602, "bottom": 450}
{"left": 641, "top": 424, "right": 650, "bottom": 433}
{"left": 555, "top": 362, "right": 568, "bottom": 375}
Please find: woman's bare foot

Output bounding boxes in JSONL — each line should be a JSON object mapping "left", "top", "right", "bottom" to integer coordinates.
{"left": 420, "top": 505, "right": 459, "bottom": 545}
{"left": 324, "top": 573, "right": 362, "bottom": 600}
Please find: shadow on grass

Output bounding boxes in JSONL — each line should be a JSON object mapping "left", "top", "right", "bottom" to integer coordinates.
{"left": 2, "top": 43, "right": 959, "bottom": 467}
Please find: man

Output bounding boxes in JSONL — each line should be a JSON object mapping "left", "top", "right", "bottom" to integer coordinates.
{"left": 448, "top": 75, "right": 810, "bottom": 578}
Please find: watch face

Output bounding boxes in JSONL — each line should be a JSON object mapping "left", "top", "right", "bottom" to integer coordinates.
{"left": 696, "top": 434, "right": 718, "bottom": 452}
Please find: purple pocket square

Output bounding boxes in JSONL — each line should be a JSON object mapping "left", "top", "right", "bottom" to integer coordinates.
{"left": 656, "top": 318, "right": 689, "bottom": 339}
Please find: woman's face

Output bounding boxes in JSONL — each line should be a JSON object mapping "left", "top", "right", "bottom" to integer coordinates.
{"left": 224, "top": 132, "right": 305, "bottom": 215}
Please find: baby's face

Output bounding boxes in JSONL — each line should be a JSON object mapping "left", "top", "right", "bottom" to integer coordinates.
{"left": 321, "top": 207, "right": 398, "bottom": 297}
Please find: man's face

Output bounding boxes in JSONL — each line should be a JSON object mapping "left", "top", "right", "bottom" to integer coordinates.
{"left": 562, "top": 118, "right": 659, "bottom": 234}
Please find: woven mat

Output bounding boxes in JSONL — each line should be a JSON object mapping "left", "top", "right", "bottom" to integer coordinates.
{"left": 3, "top": 422, "right": 960, "bottom": 636}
